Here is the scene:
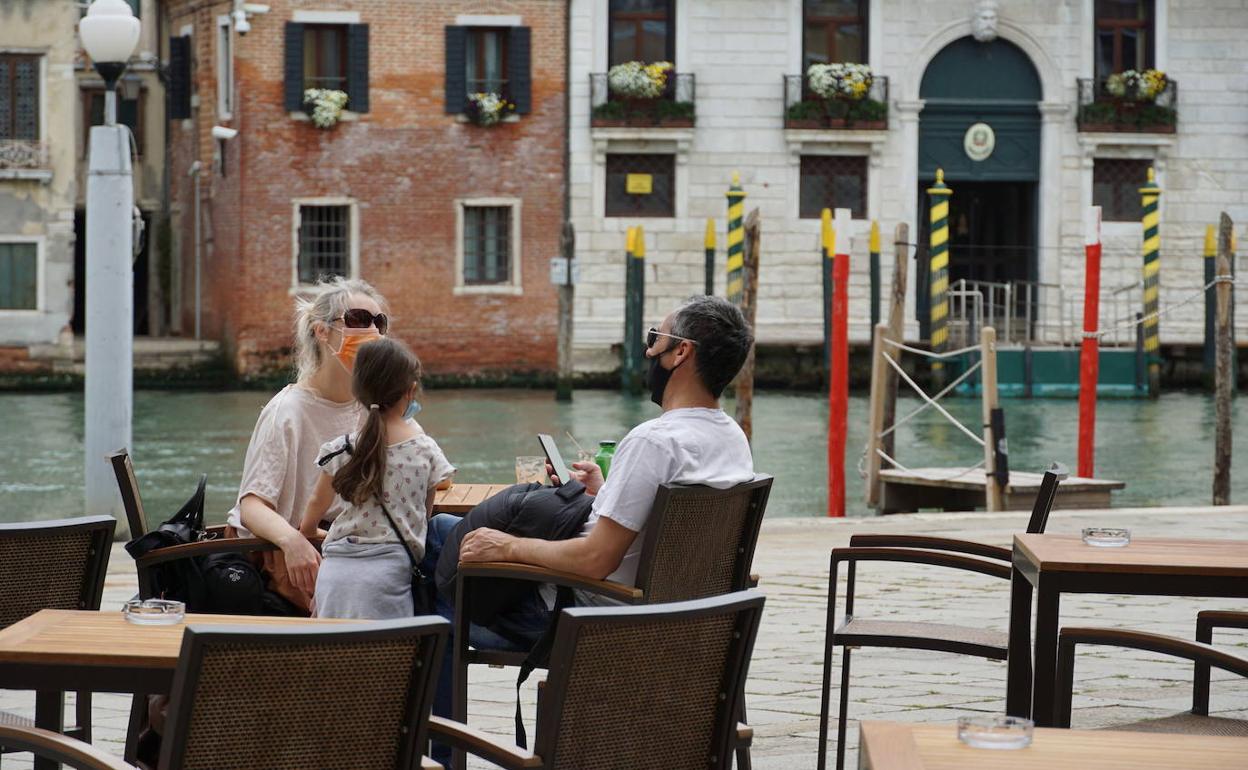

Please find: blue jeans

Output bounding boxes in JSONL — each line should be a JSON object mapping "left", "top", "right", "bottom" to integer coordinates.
{"left": 421, "top": 513, "right": 552, "bottom": 767}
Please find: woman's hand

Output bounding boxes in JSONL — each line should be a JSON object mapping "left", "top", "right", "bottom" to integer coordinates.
{"left": 460, "top": 527, "right": 518, "bottom": 563}
{"left": 280, "top": 529, "right": 322, "bottom": 595}
{"left": 546, "top": 460, "right": 605, "bottom": 496}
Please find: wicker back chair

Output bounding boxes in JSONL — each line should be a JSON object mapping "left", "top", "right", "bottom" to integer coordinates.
{"left": 816, "top": 463, "right": 1066, "bottom": 770}
{"left": 433, "top": 591, "right": 765, "bottom": 770}
{"left": 0, "top": 516, "right": 115, "bottom": 756}
{"left": 158, "top": 617, "right": 447, "bottom": 770}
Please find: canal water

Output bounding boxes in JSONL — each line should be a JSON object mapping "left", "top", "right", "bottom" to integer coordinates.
{"left": 1, "top": 388, "right": 1243, "bottom": 526}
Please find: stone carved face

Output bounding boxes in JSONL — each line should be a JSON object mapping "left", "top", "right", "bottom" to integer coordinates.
{"left": 971, "top": 0, "right": 1000, "bottom": 42}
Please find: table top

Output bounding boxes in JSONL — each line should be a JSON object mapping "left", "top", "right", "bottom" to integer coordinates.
{"left": 1014, "top": 534, "right": 1248, "bottom": 576}
{"left": 432, "top": 483, "right": 511, "bottom": 514}
{"left": 859, "top": 721, "right": 1248, "bottom": 769}
{"left": 0, "top": 610, "right": 344, "bottom": 670}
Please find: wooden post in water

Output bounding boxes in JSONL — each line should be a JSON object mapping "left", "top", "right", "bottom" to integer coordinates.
{"left": 865, "top": 322, "right": 888, "bottom": 509}
{"left": 827, "top": 208, "right": 851, "bottom": 517}
{"left": 726, "top": 172, "right": 746, "bottom": 305}
{"left": 556, "top": 221, "right": 576, "bottom": 401}
{"left": 980, "top": 325, "right": 1003, "bottom": 512}
{"left": 927, "top": 169, "right": 953, "bottom": 388}
{"left": 1077, "top": 207, "right": 1102, "bottom": 477}
{"left": 734, "top": 208, "right": 761, "bottom": 441}
{"left": 1139, "top": 167, "right": 1162, "bottom": 398}
{"left": 1214, "top": 212, "right": 1234, "bottom": 505}
{"left": 1204, "top": 224, "right": 1217, "bottom": 388}
{"left": 621, "top": 226, "right": 645, "bottom": 395}
{"left": 869, "top": 219, "right": 881, "bottom": 343}
{"left": 704, "top": 218, "right": 716, "bottom": 295}
{"left": 820, "top": 208, "right": 834, "bottom": 374}
{"left": 881, "top": 223, "right": 909, "bottom": 466}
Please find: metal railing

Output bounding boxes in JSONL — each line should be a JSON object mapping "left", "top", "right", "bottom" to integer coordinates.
{"left": 589, "top": 71, "right": 696, "bottom": 107}
{"left": 1076, "top": 76, "right": 1177, "bottom": 132}
{"left": 947, "top": 279, "right": 1070, "bottom": 347}
{"left": 0, "top": 140, "right": 48, "bottom": 170}
{"left": 782, "top": 74, "right": 888, "bottom": 129}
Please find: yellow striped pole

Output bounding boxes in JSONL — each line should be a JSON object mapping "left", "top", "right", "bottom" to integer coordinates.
{"left": 726, "top": 171, "right": 746, "bottom": 305}
{"left": 927, "top": 168, "right": 952, "bottom": 385}
{"left": 869, "top": 219, "right": 881, "bottom": 331}
{"left": 622, "top": 226, "right": 645, "bottom": 394}
{"left": 821, "top": 208, "right": 834, "bottom": 372}
{"left": 1139, "top": 167, "right": 1162, "bottom": 398}
{"left": 704, "top": 218, "right": 716, "bottom": 295}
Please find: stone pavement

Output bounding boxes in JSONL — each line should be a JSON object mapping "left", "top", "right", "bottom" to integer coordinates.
{"left": 3, "top": 505, "right": 1248, "bottom": 768}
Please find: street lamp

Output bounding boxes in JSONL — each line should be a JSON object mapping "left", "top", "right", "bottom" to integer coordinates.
{"left": 79, "top": 0, "right": 140, "bottom": 528}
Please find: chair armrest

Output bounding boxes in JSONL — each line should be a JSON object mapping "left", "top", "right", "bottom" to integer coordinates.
{"left": 1197, "top": 610, "right": 1248, "bottom": 642}
{"left": 427, "top": 716, "right": 542, "bottom": 770}
{"left": 0, "top": 724, "right": 136, "bottom": 770}
{"left": 135, "top": 535, "right": 327, "bottom": 568}
{"left": 848, "top": 534, "right": 1010, "bottom": 563}
{"left": 420, "top": 757, "right": 443, "bottom": 770}
{"left": 460, "top": 562, "right": 644, "bottom": 604}
{"left": 204, "top": 524, "right": 229, "bottom": 538}
{"left": 830, "top": 547, "right": 1009, "bottom": 581}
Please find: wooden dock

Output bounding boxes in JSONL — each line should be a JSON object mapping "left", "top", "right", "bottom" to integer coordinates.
{"left": 877, "top": 467, "right": 1125, "bottom": 514}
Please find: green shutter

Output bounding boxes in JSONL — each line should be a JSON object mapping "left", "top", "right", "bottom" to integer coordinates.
{"left": 0, "top": 243, "right": 38, "bottom": 310}
{"left": 445, "top": 26, "right": 467, "bottom": 114}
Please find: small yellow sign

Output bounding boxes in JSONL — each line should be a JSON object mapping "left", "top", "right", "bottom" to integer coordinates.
{"left": 626, "top": 173, "right": 653, "bottom": 195}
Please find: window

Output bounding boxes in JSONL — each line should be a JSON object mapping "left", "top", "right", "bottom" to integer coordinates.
{"left": 84, "top": 89, "right": 143, "bottom": 155}
{"left": 296, "top": 204, "right": 351, "bottom": 284}
{"left": 303, "top": 25, "right": 348, "bottom": 91}
{"left": 466, "top": 28, "right": 508, "bottom": 95}
{"left": 463, "top": 206, "right": 512, "bottom": 285}
{"left": 0, "top": 54, "right": 40, "bottom": 141}
{"left": 800, "top": 155, "right": 866, "bottom": 219}
{"left": 217, "top": 17, "right": 233, "bottom": 118}
{"left": 444, "top": 26, "right": 531, "bottom": 115}
{"left": 609, "top": 0, "right": 674, "bottom": 66}
{"left": 803, "top": 0, "right": 867, "bottom": 70}
{"left": 1093, "top": 158, "right": 1150, "bottom": 222}
{"left": 606, "top": 154, "right": 675, "bottom": 218}
{"left": 0, "top": 242, "right": 37, "bottom": 310}
{"left": 1094, "top": 0, "right": 1154, "bottom": 80}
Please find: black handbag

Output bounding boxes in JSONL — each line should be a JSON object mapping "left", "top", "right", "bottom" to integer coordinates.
{"left": 377, "top": 501, "right": 437, "bottom": 616}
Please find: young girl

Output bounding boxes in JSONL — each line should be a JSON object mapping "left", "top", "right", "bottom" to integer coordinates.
{"left": 300, "top": 337, "right": 455, "bottom": 619}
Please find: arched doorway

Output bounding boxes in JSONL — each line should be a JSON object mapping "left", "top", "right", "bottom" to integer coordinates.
{"left": 916, "top": 37, "right": 1042, "bottom": 336}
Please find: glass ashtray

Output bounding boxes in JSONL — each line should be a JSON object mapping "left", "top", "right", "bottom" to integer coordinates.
{"left": 957, "top": 715, "right": 1034, "bottom": 750}
{"left": 1082, "top": 527, "right": 1131, "bottom": 547}
{"left": 123, "top": 599, "right": 185, "bottom": 625}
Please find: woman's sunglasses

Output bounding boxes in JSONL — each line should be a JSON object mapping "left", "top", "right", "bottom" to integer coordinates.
{"left": 646, "top": 327, "right": 697, "bottom": 349}
{"left": 335, "top": 308, "right": 389, "bottom": 335}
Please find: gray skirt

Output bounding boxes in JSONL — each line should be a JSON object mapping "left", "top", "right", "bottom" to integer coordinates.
{"left": 314, "top": 540, "right": 412, "bottom": 620}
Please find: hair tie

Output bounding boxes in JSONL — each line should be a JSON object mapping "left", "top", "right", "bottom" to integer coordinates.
{"left": 369, "top": 403, "right": 380, "bottom": 412}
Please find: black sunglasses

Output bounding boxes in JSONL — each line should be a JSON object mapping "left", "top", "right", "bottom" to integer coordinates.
{"left": 646, "top": 327, "right": 697, "bottom": 349}
{"left": 335, "top": 308, "right": 389, "bottom": 335}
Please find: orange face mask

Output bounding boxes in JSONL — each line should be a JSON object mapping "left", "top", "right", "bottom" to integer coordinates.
{"left": 333, "top": 329, "right": 382, "bottom": 372}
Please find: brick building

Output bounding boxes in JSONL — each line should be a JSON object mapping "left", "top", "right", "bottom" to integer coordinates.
{"left": 162, "top": 0, "right": 567, "bottom": 377}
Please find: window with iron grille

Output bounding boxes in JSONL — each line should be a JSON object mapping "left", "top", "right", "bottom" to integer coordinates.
{"left": 609, "top": 0, "right": 674, "bottom": 66}
{"left": 0, "top": 55, "right": 40, "bottom": 141}
{"left": 0, "top": 242, "right": 37, "bottom": 310}
{"left": 800, "top": 155, "right": 867, "bottom": 219}
{"left": 1093, "top": 158, "right": 1150, "bottom": 222}
{"left": 1094, "top": 0, "right": 1154, "bottom": 81}
{"left": 466, "top": 28, "right": 508, "bottom": 95}
{"left": 803, "top": 0, "right": 867, "bottom": 70}
{"left": 605, "top": 154, "right": 675, "bottom": 218}
{"left": 462, "top": 206, "right": 512, "bottom": 285}
{"left": 303, "top": 25, "right": 348, "bottom": 91}
{"left": 297, "top": 205, "right": 351, "bottom": 284}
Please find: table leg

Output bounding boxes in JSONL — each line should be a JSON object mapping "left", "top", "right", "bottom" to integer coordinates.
{"left": 34, "top": 689, "right": 64, "bottom": 770}
{"left": 1031, "top": 582, "right": 1061, "bottom": 727}
{"left": 1005, "top": 565, "right": 1033, "bottom": 718}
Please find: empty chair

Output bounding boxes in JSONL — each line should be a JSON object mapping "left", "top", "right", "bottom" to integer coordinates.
{"left": 0, "top": 516, "right": 115, "bottom": 760}
{"left": 433, "top": 591, "right": 766, "bottom": 770}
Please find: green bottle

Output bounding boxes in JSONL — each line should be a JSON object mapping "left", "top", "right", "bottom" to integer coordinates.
{"left": 594, "top": 441, "right": 617, "bottom": 479}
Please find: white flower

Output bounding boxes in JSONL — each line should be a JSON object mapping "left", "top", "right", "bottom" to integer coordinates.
{"left": 468, "top": 91, "right": 508, "bottom": 126}
{"left": 807, "top": 62, "right": 874, "bottom": 101}
{"left": 303, "top": 88, "right": 349, "bottom": 129}
{"left": 607, "top": 60, "right": 671, "bottom": 99}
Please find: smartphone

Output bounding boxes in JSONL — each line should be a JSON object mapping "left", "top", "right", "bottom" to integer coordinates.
{"left": 537, "top": 433, "right": 572, "bottom": 487}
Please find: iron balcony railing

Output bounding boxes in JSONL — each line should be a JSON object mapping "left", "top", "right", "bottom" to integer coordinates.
{"left": 590, "top": 71, "right": 696, "bottom": 127}
{"left": 783, "top": 74, "right": 888, "bottom": 129}
{"left": 0, "top": 139, "right": 48, "bottom": 171}
{"left": 1076, "top": 76, "right": 1177, "bottom": 133}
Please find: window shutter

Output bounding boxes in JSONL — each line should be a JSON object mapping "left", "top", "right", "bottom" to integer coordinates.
{"left": 508, "top": 26, "right": 532, "bottom": 114}
{"left": 284, "top": 22, "right": 305, "bottom": 112}
{"left": 444, "top": 26, "right": 467, "bottom": 114}
{"left": 347, "top": 24, "right": 370, "bottom": 113}
{"left": 167, "top": 36, "right": 191, "bottom": 120}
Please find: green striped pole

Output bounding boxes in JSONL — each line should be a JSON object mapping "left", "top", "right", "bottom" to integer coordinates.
{"left": 1139, "top": 167, "right": 1162, "bottom": 398}
{"left": 821, "top": 208, "right": 834, "bottom": 373}
{"left": 726, "top": 171, "right": 746, "bottom": 305}
{"left": 927, "top": 168, "right": 952, "bottom": 386}
{"left": 869, "top": 218, "right": 881, "bottom": 337}
{"left": 704, "top": 218, "right": 716, "bottom": 295}
{"left": 622, "top": 226, "right": 646, "bottom": 395}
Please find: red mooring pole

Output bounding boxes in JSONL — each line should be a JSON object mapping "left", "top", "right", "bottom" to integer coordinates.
{"left": 1078, "top": 206, "right": 1103, "bottom": 478}
{"left": 829, "top": 208, "right": 851, "bottom": 517}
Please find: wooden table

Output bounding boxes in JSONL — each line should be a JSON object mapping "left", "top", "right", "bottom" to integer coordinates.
{"left": 0, "top": 610, "right": 344, "bottom": 770}
{"left": 432, "top": 483, "right": 512, "bottom": 514}
{"left": 1006, "top": 534, "right": 1248, "bottom": 727}
{"left": 858, "top": 720, "right": 1248, "bottom": 769}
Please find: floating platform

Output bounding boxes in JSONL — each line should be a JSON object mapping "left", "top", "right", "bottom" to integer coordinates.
{"left": 951, "top": 346, "right": 1146, "bottom": 398}
{"left": 878, "top": 467, "right": 1125, "bottom": 514}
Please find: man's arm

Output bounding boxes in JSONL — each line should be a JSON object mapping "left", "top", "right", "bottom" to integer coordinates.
{"left": 459, "top": 516, "right": 638, "bottom": 581}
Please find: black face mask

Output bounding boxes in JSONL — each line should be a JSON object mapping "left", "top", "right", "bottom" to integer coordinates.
{"left": 647, "top": 351, "right": 681, "bottom": 407}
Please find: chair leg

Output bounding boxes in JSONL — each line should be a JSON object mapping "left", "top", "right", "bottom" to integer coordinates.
{"left": 123, "top": 694, "right": 147, "bottom": 765}
{"left": 1193, "top": 616, "right": 1214, "bottom": 716}
{"left": 735, "top": 695, "right": 752, "bottom": 770}
{"left": 835, "top": 647, "right": 853, "bottom": 770}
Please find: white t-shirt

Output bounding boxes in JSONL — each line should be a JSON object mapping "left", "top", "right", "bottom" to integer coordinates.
{"left": 317, "top": 432, "right": 456, "bottom": 560}
{"left": 226, "top": 385, "right": 363, "bottom": 535}
{"left": 580, "top": 407, "right": 755, "bottom": 590}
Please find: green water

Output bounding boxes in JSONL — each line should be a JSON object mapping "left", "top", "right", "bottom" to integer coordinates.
{"left": 0, "top": 388, "right": 1243, "bottom": 525}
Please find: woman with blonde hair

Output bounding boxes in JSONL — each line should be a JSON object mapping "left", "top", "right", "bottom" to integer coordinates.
{"left": 225, "top": 276, "right": 395, "bottom": 612}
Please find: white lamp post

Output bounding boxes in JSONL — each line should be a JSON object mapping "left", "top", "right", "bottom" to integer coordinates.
{"left": 80, "top": 0, "right": 140, "bottom": 529}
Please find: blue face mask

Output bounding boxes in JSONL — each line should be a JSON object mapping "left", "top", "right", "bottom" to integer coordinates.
{"left": 403, "top": 399, "right": 422, "bottom": 421}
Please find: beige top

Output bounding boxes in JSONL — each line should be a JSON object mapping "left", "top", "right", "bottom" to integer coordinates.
{"left": 226, "top": 384, "right": 363, "bottom": 535}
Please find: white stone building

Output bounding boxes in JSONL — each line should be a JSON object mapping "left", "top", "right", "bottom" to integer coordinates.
{"left": 568, "top": 0, "right": 1248, "bottom": 372}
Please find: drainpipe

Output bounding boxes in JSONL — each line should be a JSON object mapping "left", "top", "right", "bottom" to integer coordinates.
{"left": 188, "top": 160, "right": 202, "bottom": 340}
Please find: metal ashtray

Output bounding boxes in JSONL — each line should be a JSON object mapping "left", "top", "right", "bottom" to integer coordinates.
{"left": 1082, "top": 527, "right": 1131, "bottom": 547}
{"left": 122, "top": 599, "right": 185, "bottom": 625}
{"left": 957, "top": 715, "right": 1034, "bottom": 750}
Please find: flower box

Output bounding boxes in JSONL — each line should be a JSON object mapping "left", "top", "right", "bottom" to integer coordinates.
{"left": 1078, "top": 122, "right": 1177, "bottom": 135}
